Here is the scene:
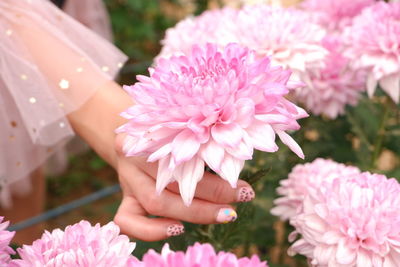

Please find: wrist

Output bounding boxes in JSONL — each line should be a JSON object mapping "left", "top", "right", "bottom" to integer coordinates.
{"left": 68, "top": 81, "right": 133, "bottom": 169}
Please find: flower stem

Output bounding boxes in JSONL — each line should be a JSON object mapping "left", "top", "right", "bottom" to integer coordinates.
{"left": 346, "top": 110, "right": 373, "bottom": 150}
{"left": 370, "top": 97, "right": 391, "bottom": 170}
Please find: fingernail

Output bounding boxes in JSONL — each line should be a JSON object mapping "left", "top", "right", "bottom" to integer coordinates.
{"left": 216, "top": 208, "right": 237, "bottom": 224}
{"left": 167, "top": 224, "right": 185, "bottom": 237}
{"left": 237, "top": 187, "right": 255, "bottom": 202}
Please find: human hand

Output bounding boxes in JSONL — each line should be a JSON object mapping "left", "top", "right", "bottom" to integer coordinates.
{"left": 66, "top": 83, "right": 255, "bottom": 241}
{"left": 113, "top": 134, "right": 256, "bottom": 241}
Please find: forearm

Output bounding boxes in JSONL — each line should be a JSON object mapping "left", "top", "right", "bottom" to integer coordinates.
{"left": 67, "top": 81, "right": 133, "bottom": 168}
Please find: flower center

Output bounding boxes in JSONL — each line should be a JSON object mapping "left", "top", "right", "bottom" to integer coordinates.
{"left": 192, "top": 64, "right": 227, "bottom": 85}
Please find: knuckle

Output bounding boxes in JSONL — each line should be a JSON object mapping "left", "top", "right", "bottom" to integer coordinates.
{"left": 212, "top": 183, "right": 229, "bottom": 203}
{"left": 113, "top": 213, "right": 126, "bottom": 232}
{"left": 114, "top": 134, "right": 125, "bottom": 156}
{"left": 144, "top": 193, "right": 165, "bottom": 215}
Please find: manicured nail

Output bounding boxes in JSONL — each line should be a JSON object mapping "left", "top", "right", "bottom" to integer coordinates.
{"left": 237, "top": 187, "right": 255, "bottom": 202}
{"left": 216, "top": 208, "right": 238, "bottom": 224}
{"left": 167, "top": 224, "right": 185, "bottom": 237}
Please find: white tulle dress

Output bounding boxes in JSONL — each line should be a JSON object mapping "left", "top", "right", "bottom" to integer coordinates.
{"left": 0, "top": 0, "right": 127, "bottom": 207}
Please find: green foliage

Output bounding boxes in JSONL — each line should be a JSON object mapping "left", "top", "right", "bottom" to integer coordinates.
{"left": 104, "top": 0, "right": 177, "bottom": 63}
{"left": 89, "top": 156, "right": 108, "bottom": 171}
{"left": 46, "top": 151, "right": 111, "bottom": 198}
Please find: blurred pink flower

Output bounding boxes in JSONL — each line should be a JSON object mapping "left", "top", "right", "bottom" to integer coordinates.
{"left": 295, "top": 36, "right": 366, "bottom": 119}
{"left": 271, "top": 158, "right": 360, "bottom": 221}
{"left": 157, "top": 8, "right": 239, "bottom": 61}
{"left": 235, "top": 5, "right": 327, "bottom": 80}
{"left": 158, "top": 6, "right": 327, "bottom": 84}
{"left": 301, "top": 0, "right": 374, "bottom": 31}
{"left": 130, "top": 242, "right": 268, "bottom": 267}
{"left": 289, "top": 172, "right": 400, "bottom": 267}
{"left": 10, "top": 220, "right": 136, "bottom": 267}
{"left": 0, "top": 217, "right": 15, "bottom": 265}
{"left": 344, "top": 1, "right": 400, "bottom": 103}
{"left": 118, "top": 43, "right": 307, "bottom": 206}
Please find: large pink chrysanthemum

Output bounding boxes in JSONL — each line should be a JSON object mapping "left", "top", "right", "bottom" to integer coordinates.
{"left": 130, "top": 242, "right": 268, "bottom": 267}
{"left": 10, "top": 220, "right": 136, "bottom": 267}
{"left": 271, "top": 158, "right": 360, "bottom": 221}
{"left": 157, "top": 8, "right": 239, "bottom": 61}
{"left": 0, "top": 217, "right": 15, "bottom": 265}
{"left": 234, "top": 5, "right": 327, "bottom": 80}
{"left": 344, "top": 1, "right": 400, "bottom": 103}
{"left": 295, "top": 36, "right": 366, "bottom": 119}
{"left": 118, "top": 43, "right": 308, "bottom": 206}
{"left": 289, "top": 172, "right": 400, "bottom": 267}
{"left": 301, "top": 0, "right": 374, "bottom": 31}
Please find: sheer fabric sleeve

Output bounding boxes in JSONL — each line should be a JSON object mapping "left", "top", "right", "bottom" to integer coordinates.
{"left": 0, "top": 0, "right": 127, "bottom": 192}
{"left": 63, "top": 0, "right": 113, "bottom": 41}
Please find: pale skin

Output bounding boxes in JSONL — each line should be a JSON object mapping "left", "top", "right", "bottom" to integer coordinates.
{"left": 2, "top": 7, "right": 255, "bottom": 242}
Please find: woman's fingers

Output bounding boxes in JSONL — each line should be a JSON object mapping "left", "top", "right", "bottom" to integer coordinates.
{"left": 129, "top": 170, "right": 238, "bottom": 224}
{"left": 123, "top": 155, "right": 255, "bottom": 205}
{"left": 114, "top": 196, "right": 184, "bottom": 241}
{"left": 144, "top": 190, "right": 238, "bottom": 224}
{"left": 166, "top": 173, "right": 255, "bottom": 204}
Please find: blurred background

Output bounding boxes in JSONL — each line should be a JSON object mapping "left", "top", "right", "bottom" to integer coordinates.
{"left": 36, "top": 1, "right": 399, "bottom": 267}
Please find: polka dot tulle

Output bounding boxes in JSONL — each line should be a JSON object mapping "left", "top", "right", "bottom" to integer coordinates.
{"left": 0, "top": 0, "right": 127, "bottom": 207}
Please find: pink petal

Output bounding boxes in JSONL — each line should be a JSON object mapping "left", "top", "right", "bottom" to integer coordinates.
{"left": 246, "top": 121, "right": 278, "bottom": 152}
{"left": 263, "top": 82, "right": 290, "bottom": 96}
{"left": 122, "top": 135, "right": 139, "bottom": 156}
{"left": 156, "top": 156, "right": 175, "bottom": 194}
{"left": 372, "top": 255, "right": 383, "bottom": 267}
{"left": 187, "top": 117, "right": 210, "bottom": 143}
{"left": 235, "top": 98, "right": 255, "bottom": 128}
{"left": 147, "top": 126, "right": 181, "bottom": 141}
{"left": 276, "top": 130, "right": 304, "bottom": 159}
{"left": 367, "top": 73, "right": 378, "bottom": 98}
{"left": 181, "top": 105, "right": 203, "bottom": 117}
{"left": 314, "top": 203, "right": 329, "bottom": 219}
{"left": 218, "top": 154, "right": 244, "bottom": 188}
{"left": 304, "top": 214, "right": 326, "bottom": 234}
{"left": 173, "top": 157, "right": 205, "bottom": 206}
{"left": 201, "top": 140, "right": 225, "bottom": 172}
{"left": 288, "top": 239, "right": 314, "bottom": 257}
{"left": 383, "top": 256, "right": 397, "bottom": 267}
{"left": 123, "top": 136, "right": 158, "bottom": 157}
{"left": 380, "top": 74, "right": 400, "bottom": 103}
{"left": 288, "top": 231, "right": 298, "bottom": 243}
{"left": 356, "top": 249, "right": 373, "bottom": 267}
{"left": 384, "top": 251, "right": 400, "bottom": 267}
{"left": 321, "top": 231, "right": 342, "bottom": 245}
{"left": 219, "top": 99, "right": 237, "bottom": 124}
{"left": 313, "top": 245, "right": 335, "bottom": 266}
{"left": 148, "top": 144, "right": 172, "bottom": 162}
{"left": 255, "top": 114, "right": 290, "bottom": 124}
{"left": 225, "top": 138, "right": 253, "bottom": 160}
{"left": 211, "top": 123, "right": 243, "bottom": 148}
{"left": 171, "top": 130, "right": 200, "bottom": 165}
{"left": 159, "top": 122, "right": 188, "bottom": 129}
{"left": 336, "top": 239, "right": 357, "bottom": 265}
